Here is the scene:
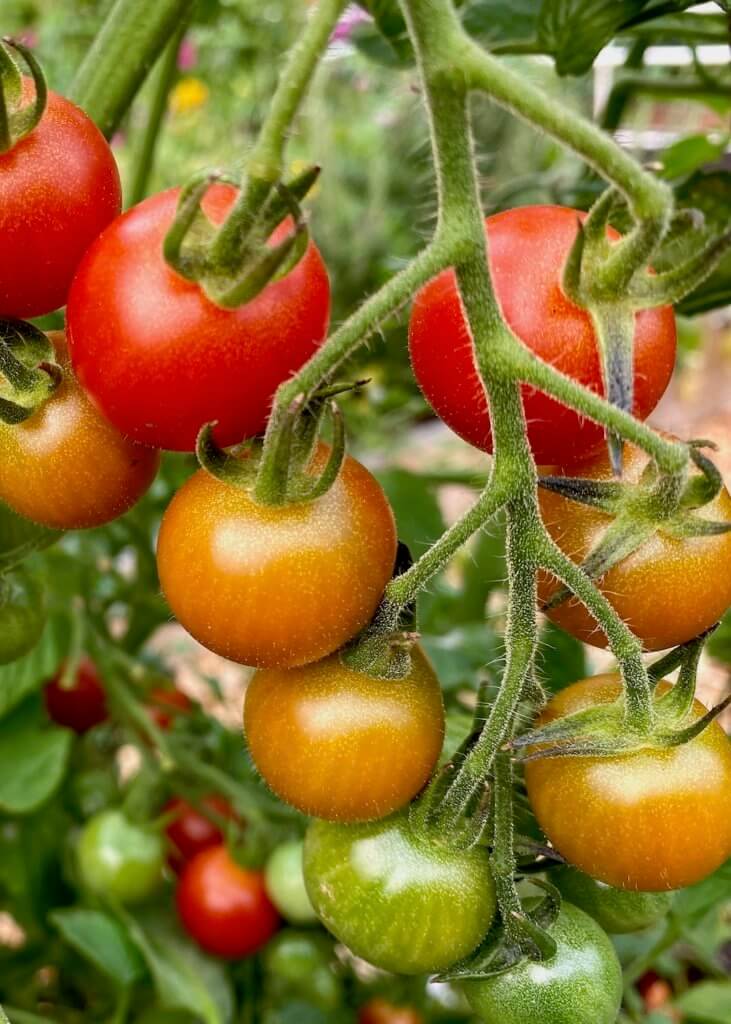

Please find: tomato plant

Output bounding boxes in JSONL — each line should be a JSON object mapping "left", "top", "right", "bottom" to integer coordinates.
{"left": 265, "top": 840, "right": 317, "bottom": 925}
{"left": 157, "top": 446, "right": 397, "bottom": 668}
{"left": 176, "top": 844, "right": 281, "bottom": 958}
{"left": 245, "top": 645, "right": 444, "bottom": 821}
{"left": 463, "top": 903, "right": 623, "bottom": 1024}
{"left": 0, "top": 79, "right": 121, "bottom": 319}
{"left": 77, "top": 809, "right": 164, "bottom": 904}
{"left": 525, "top": 675, "right": 731, "bottom": 890}
{"left": 147, "top": 686, "right": 193, "bottom": 731}
{"left": 164, "top": 795, "right": 235, "bottom": 872}
{"left": 0, "top": 566, "right": 45, "bottom": 664}
{"left": 66, "top": 185, "right": 330, "bottom": 452}
{"left": 303, "top": 811, "right": 496, "bottom": 974}
{"left": 44, "top": 657, "right": 108, "bottom": 734}
{"left": 552, "top": 866, "right": 674, "bottom": 934}
{"left": 0, "top": 332, "right": 160, "bottom": 530}
{"left": 409, "top": 206, "right": 675, "bottom": 467}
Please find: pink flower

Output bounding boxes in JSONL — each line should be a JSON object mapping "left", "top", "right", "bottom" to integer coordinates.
{"left": 331, "top": 5, "right": 371, "bottom": 42}
{"left": 177, "top": 36, "right": 198, "bottom": 72}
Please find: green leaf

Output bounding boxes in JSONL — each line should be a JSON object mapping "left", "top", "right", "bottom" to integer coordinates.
{"left": 120, "top": 909, "right": 234, "bottom": 1024}
{"left": 0, "top": 702, "right": 71, "bottom": 813}
{"left": 51, "top": 908, "right": 145, "bottom": 989}
{"left": 672, "top": 858, "right": 731, "bottom": 924}
{"left": 676, "top": 981, "right": 731, "bottom": 1024}
{"left": 0, "top": 613, "right": 70, "bottom": 719}
{"left": 660, "top": 134, "right": 729, "bottom": 181}
{"left": 375, "top": 468, "right": 445, "bottom": 557}
{"left": 671, "top": 171, "right": 731, "bottom": 315}
{"left": 0, "top": 1010, "right": 58, "bottom": 1024}
{"left": 538, "top": 0, "right": 651, "bottom": 75}
{"left": 354, "top": 2, "right": 414, "bottom": 67}
{"left": 463, "top": 0, "right": 542, "bottom": 51}
{"left": 0, "top": 502, "right": 61, "bottom": 571}
{"left": 422, "top": 623, "right": 501, "bottom": 692}
{"left": 538, "top": 620, "right": 587, "bottom": 691}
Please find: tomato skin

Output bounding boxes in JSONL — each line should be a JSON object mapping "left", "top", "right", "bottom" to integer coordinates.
{"left": 176, "top": 844, "right": 280, "bottom": 958}
{"left": 263, "top": 930, "right": 340, "bottom": 1010}
{"left": 77, "top": 809, "right": 164, "bottom": 904}
{"left": 408, "top": 206, "right": 675, "bottom": 466}
{"left": 264, "top": 840, "right": 317, "bottom": 924}
{"left": 164, "top": 796, "right": 234, "bottom": 872}
{"left": 537, "top": 442, "right": 731, "bottom": 650}
{"left": 303, "top": 811, "right": 496, "bottom": 974}
{"left": 0, "top": 81, "right": 121, "bottom": 319}
{"left": 246, "top": 646, "right": 444, "bottom": 821}
{"left": 44, "top": 657, "right": 108, "bottom": 734}
{"left": 359, "top": 999, "right": 424, "bottom": 1024}
{"left": 463, "top": 903, "right": 622, "bottom": 1024}
{"left": 552, "top": 866, "right": 674, "bottom": 934}
{"left": 0, "top": 568, "right": 46, "bottom": 664}
{"left": 66, "top": 185, "right": 330, "bottom": 452}
{"left": 0, "top": 333, "right": 159, "bottom": 530}
{"left": 147, "top": 686, "right": 192, "bottom": 731}
{"left": 157, "top": 447, "right": 397, "bottom": 668}
{"left": 525, "top": 675, "right": 731, "bottom": 891}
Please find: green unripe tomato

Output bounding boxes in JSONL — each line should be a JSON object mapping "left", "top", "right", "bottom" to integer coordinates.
{"left": 0, "top": 568, "right": 46, "bottom": 664}
{"left": 464, "top": 903, "right": 622, "bottom": 1024}
{"left": 304, "top": 811, "right": 496, "bottom": 975}
{"left": 77, "top": 809, "right": 164, "bottom": 904}
{"left": 264, "top": 930, "right": 340, "bottom": 1009}
{"left": 265, "top": 840, "right": 317, "bottom": 924}
{"left": 553, "top": 865, "right": 674, "bottom": 934}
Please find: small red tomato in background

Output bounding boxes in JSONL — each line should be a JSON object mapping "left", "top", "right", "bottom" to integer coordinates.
{"left": 176, "top": 844, "right": 280, "bottom": 958}
{"left": 408, "top": 205, "right": 676, "bottom": 467}
{"left": 147, "top": 686, "right": 192, "bottom": 730}
{"left": 0, "top": 80, "right": 121, "bottom": 318}
{"left": 165, "top": 796, "right": 236, "bottom": 872}
{"left": 67, "top": 185, "right": 330, "bottom": 451}
{"left": 359, "top": 999, "right": 424, "bottom": 1024}
{"left": 44, "top": 657, "right": 108, "bottom": 733}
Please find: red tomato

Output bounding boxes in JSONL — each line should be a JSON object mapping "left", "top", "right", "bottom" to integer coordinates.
{"left": 44, "top": 657, "right": 108, "bottom": 733}
{"left": 0, "top": 79, "right": 121, "bottom": 318}
{"left": 165, "top": 796, "right": 235, "bottom": 872}
{"left": 408, "top": 205, "right": 676, "bottom": 466}
{"left": 359, "top": 999, "right": 424, "bottom": 1024}
{"left": 66, "top": 185, "right": 330, "bottom": 451}
{"left": 147, "top": 687, "right": 192, "bottom": 730}
{"left": 176, "top": 845, "right": 280, "bottom": 958}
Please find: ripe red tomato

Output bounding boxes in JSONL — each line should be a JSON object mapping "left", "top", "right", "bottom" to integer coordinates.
{"left": 0, "top": 79, "right": 121, "bottom": 318}
{"left": 524, "top": 675, "right": 731, "bottom": 891}
{"left": 245, "top": 645, "right": 444, "bottom": 821}
{"left": 157, "top": 446, "right": 397, "bottom": 668}
{"left": 359, "top": 999, "right": 424, "bottom": 1024}
{"left": 408, "top": 205, "right": 675, "bottom": 466}
{"left": 147, "top": 686, "right": 192, "bottom": 731}
{"left": 44, "top": 657, "right": 108, "bottom": 734}
{"left": 0, "top": 332, "right": 159, "bottom": 530}
{"left": 165, "top": 796, "right": 235, "bottom": 872}
{"left": 176, "top": 844, "right": 280, "bottom": 958}
{"left": 537, "top": 442, "right": 731, "bottom": 650}
{"left": 66, "top": 184, "right": 330, "bottom": 451}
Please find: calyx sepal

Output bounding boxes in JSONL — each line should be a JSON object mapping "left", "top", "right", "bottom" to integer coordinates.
{"left": 0, "top": 38, "right": 47, "bottom": 153}
{"left": 0, "top": 318, "right": 61, "bottom": 424}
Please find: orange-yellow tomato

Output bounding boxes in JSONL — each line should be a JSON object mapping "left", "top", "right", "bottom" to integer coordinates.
{"left": 0, "top": 332, "right": 159, "bottom": 529}
{"left": 157, "top": 447, "right": 397, "bottom": 669}
{"left": 538, "top": 442, "right": 731, "bottom": 650}
{"left": 244, "top": 646, "right": 444, "bottom": 821}
{"left": 525, "top": 675, "right": 731, "bottom": 891}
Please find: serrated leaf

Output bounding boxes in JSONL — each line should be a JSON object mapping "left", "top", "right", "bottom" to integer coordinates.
{"left": 676, "top": 980, "right": 731, "bottom": 1024}
{"left": 0, "top": 613, "right": 70, "bottom": 718}
{"left": 0, "top": 502, "right": 61, "bottom": 571}
{"left": 0, "top": 702, "right": 71, "bottom": 813}
{"left": 51, "top": 908, "right": 145, "bottom": 989}
{"left": 538, "top": 0, "right": 650, "bottom": 75}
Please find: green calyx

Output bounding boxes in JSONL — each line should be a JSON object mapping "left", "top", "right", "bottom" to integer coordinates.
{"left": 0, "top": 38, "right": 48, "bottom": 153}
{"left": 163, "top": 165, "right": 320, "bottom": 309}
{"left": 0, "top": 319, "right": 61, "bottom": 424}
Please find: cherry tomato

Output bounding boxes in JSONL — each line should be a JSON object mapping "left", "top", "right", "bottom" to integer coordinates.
{"left": 147, "top": 686, "right": 192, "bottom": 731}
{"left": 524, "top": 675, "right": 731, "bottom": 891}
{"left": 537, "top": 441, "right": 731, "bottom": 650}
{"left": 552, "top": 866, "right": 674, "bottom": 934}
{"left": 303, "top": 811, "right": 496, "bottom": 974}
{"left": 264, "top": 840, "right": 317, "bottom": 924}
{"left": 157, "top": 446, "right": 397, "bottom": 668}
{"left": 359, "top": 999, "right": 424, "bottom": 1024}
{"left": 77, "top": 809, "right": 164, "bottom": 904}
{"left": 264, "top": 930, "right": 340, "bottom": 1010}
{"left": 245, "top": 646, "right": 444, "bottom": 821}
{"left": 408, "top": 205, "right": 675, "bottom": 466}
{"left": 164, "top": 795, "right": 235, "bottom": 872}
{"left": 0, "top": 567, "right": 46, "bottom": 664}
{"left": 0, "top": 333, "right": 159, "bottom": 530}
{"left": 0, "top": 79, "right": 121, "bottom": 319}
{"left": 66, "top": 185, "right": 330, "bottom": 451}
{"left": 176, "top": 844, "right": 280, "bottom": 958}
{"left": 463, "top": 903, "right": 622, "bottom": 1024}
{"left": 44, "top": 657, "right": 108, "bottom": 734}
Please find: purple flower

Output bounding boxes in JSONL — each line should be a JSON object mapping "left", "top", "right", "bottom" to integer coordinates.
{"left": 177, "top": 36, "right": 198, "bottom": 71}
{"left": 331, "top": 5, "right": 371, "bottom": 43}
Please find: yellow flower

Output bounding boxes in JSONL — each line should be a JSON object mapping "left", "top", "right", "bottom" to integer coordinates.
{"left": 169, "top": 77, "right": 209, "bottom": 115}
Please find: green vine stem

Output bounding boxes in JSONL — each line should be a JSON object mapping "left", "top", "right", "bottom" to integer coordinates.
{"left": 71, "top": 0, "right": 195, "bottom": 136}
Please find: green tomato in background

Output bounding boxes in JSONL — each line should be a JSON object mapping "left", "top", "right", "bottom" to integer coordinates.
{"left": 464, "top": 903, "right": 622, "bottom": 1024}
{"left": 264, "top": 929, "right": 341, "bottom": 1010}
{"left": 265, "top": 839, "right": 318, "bottom": 924}
{"left": 77, "top": 809, "right": 164, "bottom": 904}
{"left": 0, "top": 567, "right": 46, "bottom": 664}
{"left": 303, "top": 810, "right": 496, "bottom": 974}
{"left": 553, "top": 865, "right": 674, "bottom": 934}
